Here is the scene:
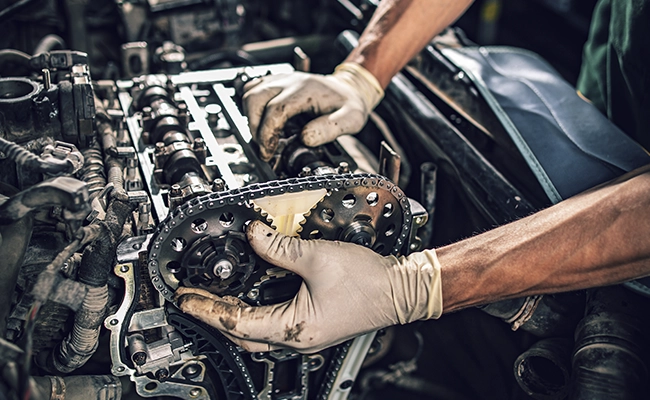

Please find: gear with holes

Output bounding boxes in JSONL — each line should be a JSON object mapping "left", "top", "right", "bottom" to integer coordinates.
{"left": 299, "top": 179, "right": 406, "bottom": 255}
{"left": 180, "top": 231, "right": 256, "bottom": 295}
{"left": 147, "top": 173, "right": 412, "bottom": 302}
{"left": 149, "top": 200, "right": 269, "bottom": 299}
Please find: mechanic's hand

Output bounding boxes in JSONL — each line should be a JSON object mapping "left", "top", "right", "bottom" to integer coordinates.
{"left": 175, "top": 220, "right": 442, "bottom": 353}
{"left": 243, "top": 63, "right": 384, "bottom": 161}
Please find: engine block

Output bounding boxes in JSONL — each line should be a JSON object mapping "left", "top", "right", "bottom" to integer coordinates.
{"left": 99, "top": 65, "right": 426, "bottom": 399}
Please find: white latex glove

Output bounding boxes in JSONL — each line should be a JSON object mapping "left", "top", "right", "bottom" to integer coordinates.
{"left": 243, "top": 63, "right": 384, "bottom": 161}
{"left": 175, "top": 220, "right": 442, "bottom": 353}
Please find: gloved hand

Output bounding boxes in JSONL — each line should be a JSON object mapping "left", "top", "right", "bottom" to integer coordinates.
{"left": 243, "top": 63, "right": 384, "bottom": 161}
{"left": 175, "top": 220, "right": 443, "bottom": 353}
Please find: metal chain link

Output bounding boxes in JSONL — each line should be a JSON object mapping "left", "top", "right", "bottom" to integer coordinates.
{"left": 147, "top": 173, "right": 413, "bottom": 399}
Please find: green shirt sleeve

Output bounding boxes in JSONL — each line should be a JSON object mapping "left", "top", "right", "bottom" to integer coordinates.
{"left": 576, "top": 0, "right": 650, "bottom": 150}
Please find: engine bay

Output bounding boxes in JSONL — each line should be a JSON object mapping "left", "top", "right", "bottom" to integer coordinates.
{"left": 1, "top": 1, "right": 650, "bottom": 400}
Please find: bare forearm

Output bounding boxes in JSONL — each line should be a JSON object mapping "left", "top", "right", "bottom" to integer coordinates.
{"left": 439, "top": 164, "right": 650, "bottom": 312}
{"left": 346, "top": 0, "right": 473, "bottom": 88}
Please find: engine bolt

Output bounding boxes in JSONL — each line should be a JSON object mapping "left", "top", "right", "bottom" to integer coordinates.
{"left": 308, "top": 356, "right": 324, "bottom": 371}
{"left": 213, "top": 259, "right": 234, "bottom": 280}
{"left": 183, "top": 364, "right": 201, "bottom": 377}
{"left": 169, "top": 184, "right": 182, "bottom": 197}
{"left": 155, "top": 368, "right": 169, "bottom": 382}
{"left": 193, "top": 137, "right": 205, "bottom": 150}
{"left": 247, "top": 288, "right": 259, "bottom": 300}
{"left": 120, "top": 265, "right": 130, "bottom": 273}
{"left": 132, "top": 351, "right": 147, "bottom": 366}
{"left": 337, "top": 161, "right": 350, "bottom": 174}
{"left": 299, "top": 167, "right": 312, "bottom": 177}
{"left": 154, "top": 142, "right": 165, "bottom": 154}
{"left": 212, "top": 178, "right": 226, "bottom": 192}
{"left": 110, "top": 319, "right": 119, "bottom": 326}
{"left": 189, "top": 388, "right": 202, "bottom": 397}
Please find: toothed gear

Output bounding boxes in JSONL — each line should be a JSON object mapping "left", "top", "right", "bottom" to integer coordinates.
{"left": 299, "top": 177, "right": 407, "bottom": 255}
{"left": 148, "top": 173, "right": 412, "bottom": 302}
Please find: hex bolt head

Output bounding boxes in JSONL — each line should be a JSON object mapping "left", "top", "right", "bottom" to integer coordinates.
{"left": 169, "top": 184, "right": 182, "bottom": 197}
{"left": 154, "top": 142, "right": 165, "bottom": 153}
{"left": 299, "top": 167, "right": 312, "bottom": 177}
{"left": 193, "top": 137, "right": 205, "bottom": 150}
{"left": 213, "top": 259, "right": 234, "bottom": 280}
{"left": 212, "top": 178, "right": 226, "bottom": 192}
{"left": 183, "top": 364, "right": 202, "bottom": 378}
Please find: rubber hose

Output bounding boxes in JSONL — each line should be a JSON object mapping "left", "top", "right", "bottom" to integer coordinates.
{"left": 33, "top": 34, "right": 66, "bottom": 55}
{"left": 0, "top": 136, "right": 72, "bottom": 175}
{"left": 514, "top": 338, "right": 572, "bottom": 400}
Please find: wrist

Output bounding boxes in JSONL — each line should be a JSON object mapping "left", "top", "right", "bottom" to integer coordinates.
{"left": 388, "top": 249, "right": 444, "bottom": 324}
{"left": 333, "top": 62, "right": 384, "bottom": 112}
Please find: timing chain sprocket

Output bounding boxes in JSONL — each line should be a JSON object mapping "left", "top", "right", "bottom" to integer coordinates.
{"left": 148, "top": 173, "right": 412, "bottom": 301}
{"left": 146, "top": 173, "right": 413, "bottom": 399}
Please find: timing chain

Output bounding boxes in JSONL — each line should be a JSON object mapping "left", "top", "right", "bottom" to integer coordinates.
{"left": 147, "top": 173, "right": 413, "bottom": 398}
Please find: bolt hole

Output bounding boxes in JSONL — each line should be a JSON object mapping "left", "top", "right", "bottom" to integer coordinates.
{"left": 385, "top": 224, "right": 396, "bottom": 237}
{"left": 145, "top": 382, "right": 158, "bottom": 391}
{"left": 191, "top": 218, "right": 208, "bottom": 234}
{"left": 383, "top": 203, "right": 394, "bottom": 218}
{"left": 342, "top": 194, "right": 356, "bottom": 209}
{"left": 166, "top": 261, "right": 182, "bottom": 274}
{"left": 309, "top": 230, "right": 323, "bottom": 239}
{"left": 320, "top": 208, "right": 334, "bottom": 223}
{"left": 219, "top": 212, "right": 235, "bottom": 227}
{"left": 366, "top": 192, "right": 379, "bottom": 206}
{"left": 171, "top": 237, "right": 186, "bottom": 252}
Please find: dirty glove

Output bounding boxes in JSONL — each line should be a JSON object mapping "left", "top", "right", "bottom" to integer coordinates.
{"left": 175, "top": 220, "right": 442, "bottom": 353}
{"left": 243, "top": 63, "right": 384, "bottom": 161}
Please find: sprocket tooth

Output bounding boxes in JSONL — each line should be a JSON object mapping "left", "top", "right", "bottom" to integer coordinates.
{"left": 298, "top": 196, "right": 325, "bottom": 228}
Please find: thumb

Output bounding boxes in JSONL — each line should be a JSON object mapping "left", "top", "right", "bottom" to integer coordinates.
{"left": 301, "top": 107, "right": 366, "bottom": 147}
{"left": 246, "top": 220, "right": 310, "bottom": 275}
